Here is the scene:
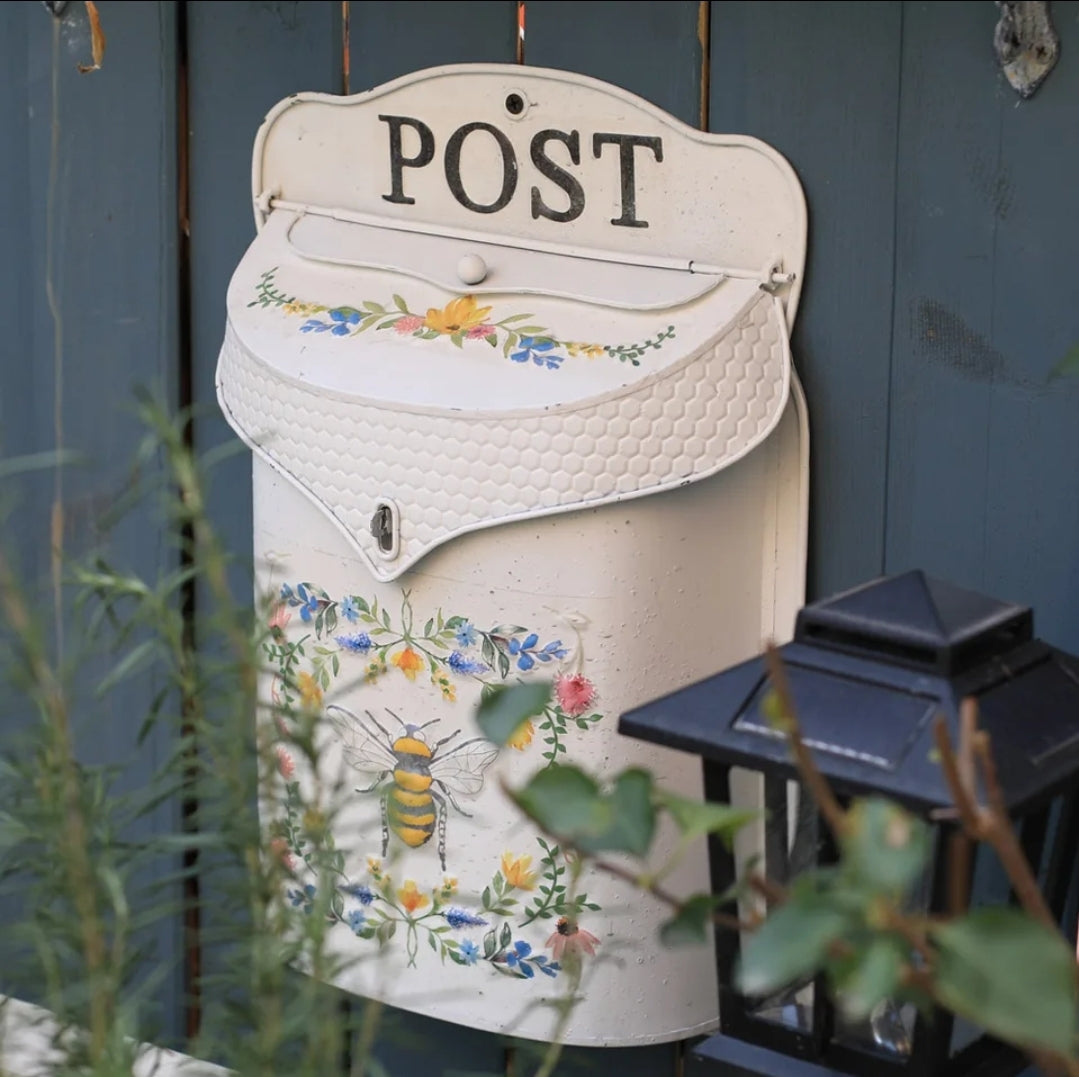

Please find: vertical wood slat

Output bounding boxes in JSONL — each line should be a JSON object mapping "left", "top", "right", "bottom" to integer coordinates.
{"left": 183, "top": 0, "right": 342, "bottom": 1051}
{"left": 0, "top": 0, "right": 183, "bottom": 1043}
{"left": 349, "top": 0, "right": 518, "bottom": 89}
{"left": 709, "top": 1, "right": 903, "bottom": 601}
{"left": 885, "top": 1, "right": 1079, "bottom": 651}
{"left": 526, "top": 0, "right": 703, "bottom": 127}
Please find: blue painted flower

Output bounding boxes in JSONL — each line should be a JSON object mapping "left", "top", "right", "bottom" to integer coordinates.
{"left": 341, "top": 883, "right": 375, "bottom": 905}
{"left": 280, "top": 583, "right": 294, "bottom": 602}
{"left": 507, "top": 633, "right": 566, "bottom": 671}
{"left": 340, "top": 596, "right": 360, "bottom": 622}
{"left": 447, "top": 651, "right": 487, "bottom": 675}
{"left": 335, "top": 632, "right": 373, "bottom": 654}
{"left": 510, "top": 336, "right": 564, "bottom": 370}
{"left": 536, "top": 958, "right": 560, "bottom": 978}
{"left": 346, "top": 909, "right": 366, "bottom": 933}
{"left": 288, "top": 884, "right": 316, "bottom": 912}
{"left": 300, "top": 318, "right": 330, "bottom": 333}
{"left": 505, "top": 939, "right": 534, "bottom": 976}
{"left": 454, "top": 622, "right": 478, "bottom": 648}
{"left": 329, "top": 308, "right": 362, "bottom": 336}
{"left": 459, "top": 939, "right": 480, "bottom": 965}
{"left": 444, "top": 907, "right": 488, "bottom": 929}
{"left": 296, "top": 584, "right": 320, "bottom": 623}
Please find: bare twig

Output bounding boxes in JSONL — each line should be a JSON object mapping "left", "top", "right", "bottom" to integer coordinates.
{"left": 933, "top": 709, "right": 1056, "bottom": 933}
{"left": 764, "top": 644, "right": 848, "bottom": 837}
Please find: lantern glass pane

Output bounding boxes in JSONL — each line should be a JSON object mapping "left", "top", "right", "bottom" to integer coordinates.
{"left": 832, "top": 828, "right": 940, "bottom": 1060}
{"left": 736, "top": 771, "right": 818, "bottom": 1032}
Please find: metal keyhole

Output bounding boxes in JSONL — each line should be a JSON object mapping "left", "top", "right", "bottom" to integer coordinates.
{"left": 371, "top": 503, "right": 395, "bottom": 554}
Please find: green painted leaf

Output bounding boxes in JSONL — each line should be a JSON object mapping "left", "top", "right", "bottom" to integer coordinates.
{"left": 832, "top": 936, "right": 906, "bottom": 1020}
{"left": 500, "top": 313, "right": 534, "bottom": 323}
{"left": 657, "top": 791, "right": 759, "bottom": 849}
{"left": 475, "top": 682, "right": 552, "bottom": 746}
{"left": 738, "top": 891, "right": 851, "bottom": 997}
{"left": 393, "top": 294, "right": 408, "bottom": 312}
{"left": 483, "top": 928, "right": 497, "bottom": 958}
{"left": 659, "top": 894, "right": 721, "bottom": 948}
{"left": 931, "top": 907, "right": 1079, "bottom": 1056}
{"left": 500, "top": 922, "right": 512, "bottom": 948}
{"left": 841, "top": 798, "right": 929, "bottom": 895}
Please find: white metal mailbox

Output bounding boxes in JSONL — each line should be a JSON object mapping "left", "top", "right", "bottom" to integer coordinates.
{"left": 216, "top": 64, "right": 808, "bottom": 1047}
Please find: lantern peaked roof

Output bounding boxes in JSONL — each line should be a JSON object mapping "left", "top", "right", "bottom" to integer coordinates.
{"left": 620, "top": 571, "right": 1079, "bottom": 814}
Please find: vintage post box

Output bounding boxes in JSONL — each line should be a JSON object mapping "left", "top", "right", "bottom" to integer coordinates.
{"left": 215, "top": 64, "right": 809, "bottom": 1046}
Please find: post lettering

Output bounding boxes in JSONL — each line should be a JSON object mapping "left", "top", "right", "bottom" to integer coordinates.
{"left": 529, "top": 129, "right": 585, "bottom": 223}
{"left": 592, "top": 133, "right": 663, "bottom": 228}
{"left": 444, "top": 122, "right": 518, "bottom": 214}
{"left": 380, "top": 115, "right": 435, "bottom": 205}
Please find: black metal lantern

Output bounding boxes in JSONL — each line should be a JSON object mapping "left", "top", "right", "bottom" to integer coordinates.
{"left": 620, "top": 571, "right": 1079, "bottom": 1077}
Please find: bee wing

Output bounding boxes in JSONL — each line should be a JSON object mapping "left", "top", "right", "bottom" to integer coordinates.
{"left": 429, "top": 737, "right": 499, "bottom": 797}
{"left": 325, "top": 704, "right": 397, "bottom": 776}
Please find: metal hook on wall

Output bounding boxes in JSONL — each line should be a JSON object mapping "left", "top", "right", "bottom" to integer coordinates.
{"left": 994, "top": 1, "right": 1060, "bottom": 99}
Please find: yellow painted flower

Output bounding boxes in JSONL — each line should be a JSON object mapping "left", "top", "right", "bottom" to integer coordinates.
{"left": 364, "top": 659, "right": 386, "bottom": 684}
{"left": 507, "top": 720, "right": 535, "bottom": 751}
{"left": 501, "top": 852, "right": 538, "bottom": 891}
{"left": 441, "top": 876, "right": 458, "bottom": 897}
{"left": 397, "top": 879, "right": 430, "bottom": 915}
{"left": 391, "top": 647, "right": 425, "bottom": 681}
{"left": 432, "top": 671, "right": 456, "bottom": 702}
{"left": 296, "top": 671, "right": 322, "bottom": 709}
{"left": 367, "top": 856, "right": 383, "bottom": 880}
{"left": 283, "top": 301, "right": 319, "bottom": 316}
{"left": 424, "top": 295, "right": 493, "bottom": 335}
{"left": 567, "top": 341, "right": 604, "bottom": 359}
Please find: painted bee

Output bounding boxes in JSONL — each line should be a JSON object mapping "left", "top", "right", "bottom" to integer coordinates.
{"left": 326, "top": 706, "right": 498, "bottom": 870}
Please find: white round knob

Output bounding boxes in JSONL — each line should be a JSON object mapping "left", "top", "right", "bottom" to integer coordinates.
{"left": 457, "top": 253, "right": 488, "bottom": 286}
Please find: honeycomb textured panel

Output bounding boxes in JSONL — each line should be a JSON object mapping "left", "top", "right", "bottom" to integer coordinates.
{"left": 217, "top": 290, "right": 790, "bottom": 581}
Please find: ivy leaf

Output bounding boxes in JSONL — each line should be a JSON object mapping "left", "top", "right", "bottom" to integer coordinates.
{"left": 831, "top": 936, "right": 906, "bottom": 1021}
{"left": 511, "top": 765, "right": 609, "bottom": 844}
{"left": 475, "top": 682, "right": 552, "bottom": 746}
{"left": 597, "top": 768, "right": 655, "bottom": 857}
{"left": 510, "top": 765, "right": 655, "bottom": 857}
{"left": 659, "top": 894, "right": 721, "bottom": 948}
{"left": 931, "top": 907, "right": 1079, "bottom": 1056}
{"left": 738, "top": 889, "right": 851, "bottom": 998}
{"left": 841, "top": 798, "right": 929, "bottom": 896}
{"left": 656, "top": 791, "right": 759, "bottom": 849}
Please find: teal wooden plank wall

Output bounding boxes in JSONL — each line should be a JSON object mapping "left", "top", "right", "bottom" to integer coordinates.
{"left": 3, "top": 1, "right": 1079, "bottom": 1072}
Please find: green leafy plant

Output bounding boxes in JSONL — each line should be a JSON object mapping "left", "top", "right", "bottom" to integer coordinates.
{"left": 478, "top": 667, "right": 1079, "bottom": 1074}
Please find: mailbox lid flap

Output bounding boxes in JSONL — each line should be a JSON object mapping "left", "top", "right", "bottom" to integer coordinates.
{"left": 218, "top": 63, "right": 806, "bottom": 583}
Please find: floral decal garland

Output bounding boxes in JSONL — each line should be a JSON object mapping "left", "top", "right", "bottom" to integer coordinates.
{"left": 264, "top": 584, "right": 605, "bottom": 980}
{"left": 268, "top": 584, "right": 603, "bottom": 764}
{"left": 250, "top": 268, "right": 676, "bottom": 369}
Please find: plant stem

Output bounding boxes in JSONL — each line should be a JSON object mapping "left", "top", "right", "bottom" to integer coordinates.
{"left": 764, "top": 645, "right": 848, "bottom": 838}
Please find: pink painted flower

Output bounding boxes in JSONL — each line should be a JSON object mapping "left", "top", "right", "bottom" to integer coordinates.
{"left": 269, "top": 836, "right": 295, "bottom": 871}
{"left": 394, "top": 315, "right": 424, "bottom": 334}
{"left": 276, "top": 746, "right": 295, "bottom": 780}
{"left": 268, "top": 603, "right": 291, "bottom": 632}
{"left": 555, "top": 673, "right": 596, "bottom": 717}
{"left": 545, "top": 917, "right": 600, "bottom": 960}
{"left": 466, "top": 323, "right": 495, "bottom": 339}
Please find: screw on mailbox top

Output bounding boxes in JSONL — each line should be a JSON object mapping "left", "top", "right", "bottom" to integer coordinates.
{"left": 456, "top": 254, "right": 488, "bottom": 286}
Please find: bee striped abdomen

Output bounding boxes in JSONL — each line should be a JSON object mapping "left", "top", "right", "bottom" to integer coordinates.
{"left": 389, "top": 736, "right": 436, "bottom": 848}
